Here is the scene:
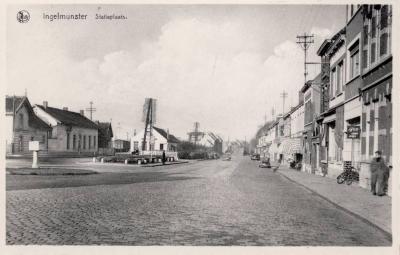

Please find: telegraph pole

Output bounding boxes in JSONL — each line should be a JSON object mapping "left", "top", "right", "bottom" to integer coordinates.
{"left": 296, "top": 33, "right": 314, "bottom": 84}
{"left": 280, "top": 90, "right": 288, "bottom": 115}
{"left": 85, "top": 101, "right": 97, "bottom": 120}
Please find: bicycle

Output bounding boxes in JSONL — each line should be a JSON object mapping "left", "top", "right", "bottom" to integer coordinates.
{"left": 336, "top": 166, "right": 359, "bottom": 185}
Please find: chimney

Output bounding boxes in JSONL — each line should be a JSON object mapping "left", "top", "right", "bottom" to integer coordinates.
{"left": 63, "top": 107, "right": 68, "bottom": 111}
{"left": 43, "top": 101, "right": 48, "bottom": 109}
{"left": 167, "top": 129, "right": 169, "bottom": 140}
{"left": 80, "top": 110, "right": 84, "bottom": 116}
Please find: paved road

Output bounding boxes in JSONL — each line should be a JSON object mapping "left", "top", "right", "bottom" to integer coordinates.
{"left": 6, "top": 154, "right": 391, "bottom": 246}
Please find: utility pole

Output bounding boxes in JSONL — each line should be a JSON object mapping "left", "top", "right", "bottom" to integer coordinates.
{"left": 271, "top": 107, "right": 275, "bottom": 121}
{"left": 85, "top": 101, "right": 97, "bottom": 120}
{"left": 296, "top": 33, "right": 314, "bottom": 84}
{"left": 280, "top": 90, "right": 288, "bottom": 115}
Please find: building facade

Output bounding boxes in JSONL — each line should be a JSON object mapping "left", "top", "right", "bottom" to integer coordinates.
{"left": 359, "top": 4, "right": 393, "bottom": 194}
{"left": 33, "top": 102, "right": 99, "bottom": 154}
{"left": 130, "top": 126, "right": 180, "bottom": 159}
{"left": 5, "top": 96, "right": 51, "bottom": 154}
{"left": 301, "top": 75, "right": 321, "bottom": 174}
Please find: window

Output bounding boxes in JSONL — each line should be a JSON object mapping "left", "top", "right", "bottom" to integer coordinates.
{"left": 134, "top": 141, "right": 139, "bottom": 150}
{"left": 18, "top": 113, "right": 24, "bottom": 129}
{"left": 350, "top": 47, "right": 360, "bottom": 79}
{"left": 330, "top": 67, "right": 336, "bottom": 97}
{"left": 337, "top": 61, "right": 344, "bottom": 94}
{"left": 73, "top": 135, "right": 76, "bottom": 149}
{"left": 83, "top": 135, "right": 86, "bottom": 149}
{"left": 363, "top": 5, "right": 392, "bottom": 70}
{"left": 67, "top": 133, "right": 70, "bottom": 149}
{"left": 362, "top": 19, "right": 369, "bottom": 69}
{"left": 42, "top": 135, "right": 46, "bottom": 143}
{"left": 94, "top": 136, "right": 96, "bottom": 147}
{"left": 380, "top": 5, "right": 390, "bottom": 57}
{"left": 370, "top": 11, "right": 377, "bottom": 64}
{"left": 160, "top": 144, "right": 164, "bottom": 150}
{"left": 89, "top": 136, "right": 91, "bottom": 149}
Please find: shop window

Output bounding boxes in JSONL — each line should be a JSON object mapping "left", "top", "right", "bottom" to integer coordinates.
{"left": 88, "top": 136, "right": 91, "bottom": 149}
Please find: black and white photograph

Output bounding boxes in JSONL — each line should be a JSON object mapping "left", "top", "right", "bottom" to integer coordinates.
{"left": 2, "top": 1, "right": 398, "bottom": 253}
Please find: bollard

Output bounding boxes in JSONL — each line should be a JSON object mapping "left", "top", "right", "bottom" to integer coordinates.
{"left": 101, "top": 158, "right": 104, "bottom": 163}
{"left": 158, "top": 158, "right": 161, "bottom": 163}
{"left": 138, "top": 159, "right": 142, "bottom": 165}
{"left": 124, "top": 159, "right": 128, "bottom": 164}
{"left": 93, "top": 157, "right": 96, "bottom": 163}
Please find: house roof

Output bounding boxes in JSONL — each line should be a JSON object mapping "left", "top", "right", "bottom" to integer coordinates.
{"left": 316, "top": 27, "right": 346, "bottom": 56}
{"left": 36, "top": 105, "right": 99, "bottom": 130}
{"left": 153, "top": 126, "right": 180, "bottom": 143}
{"left": 6, "top": 96, "right": 51, "bottom": 130}
{"left": 97, "top": 122, "right": 113, "bottom": 138}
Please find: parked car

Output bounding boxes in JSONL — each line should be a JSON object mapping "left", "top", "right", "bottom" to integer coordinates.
{"left": 251, "top": 154, "right": 260, "bottom": 160}
{"left": 259, "top": 158, "right": 271, "bottom": 168}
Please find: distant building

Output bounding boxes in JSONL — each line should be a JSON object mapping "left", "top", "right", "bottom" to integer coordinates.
{"left": 33, "top": 101, "right": 99, "bottom": 154}
{"left": 5, "top": 96, "right": 51, "bottom": 154}
{"left": 113, "top": 139, "right": 130, "bottom": 153}
{"left": 301, "top": 74, "right": 321, "bottom": 174}
{"left": 96, "top": 121, "right": 114, "bottom": 155}
{"left": 197, "top": 132, "right": 223, "bottom": 154}
{"left": 130, "top": 126, "right": 180, "bottom": 159}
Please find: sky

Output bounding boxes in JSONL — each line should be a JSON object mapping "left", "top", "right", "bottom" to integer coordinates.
{"left": 7, "top": 4, "right": 346, "bottom": 141}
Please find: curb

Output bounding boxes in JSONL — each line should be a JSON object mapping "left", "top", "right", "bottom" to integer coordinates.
{"left": 141, "top": 161, "right": 189, "bottom": 168}
{"left": 276, "top": 170, "right": 392, "bottom": 241}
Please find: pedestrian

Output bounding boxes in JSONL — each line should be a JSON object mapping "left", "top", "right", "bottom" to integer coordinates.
{"left": 370, "top": 151, "right": 390, "bottom": 196}
{"left": 162, "top": 150, "right": 166, "bottom": 165}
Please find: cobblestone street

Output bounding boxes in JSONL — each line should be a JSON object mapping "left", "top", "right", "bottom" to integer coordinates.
{"left": 6, "top": 155, "right": 391, "bottom": 246}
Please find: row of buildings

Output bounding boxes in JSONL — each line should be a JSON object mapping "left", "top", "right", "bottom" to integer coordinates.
{"left": 255, "top": 4, "right": 392, "bottom": 194}
{"left": 5, "top": 96, "right": 224, "bottom": 159}
{"left": 5, "top": 97, "right": 115, "bottom": 156}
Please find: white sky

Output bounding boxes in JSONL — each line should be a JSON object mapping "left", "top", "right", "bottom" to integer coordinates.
{"left": 7, "top": 4, "right": 345, "bottom": 141}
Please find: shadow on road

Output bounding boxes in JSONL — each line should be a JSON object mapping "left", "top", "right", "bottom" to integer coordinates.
{"left": 7, "top": 171, "right": 199, "bottom": 191}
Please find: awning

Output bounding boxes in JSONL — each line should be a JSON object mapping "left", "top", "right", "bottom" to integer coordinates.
{"left": 279, "top": 139, "right": 290, "bottom": 154}
{"left": 269, "top": 142, "right": 279, "bottom": 154}
{"left": 322, "top": 114, "right": 336, "bottom": 124}
{"left": 279, "top": 138, "right": 302, "bottom": 155}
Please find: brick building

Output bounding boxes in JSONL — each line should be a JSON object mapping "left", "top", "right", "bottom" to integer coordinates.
{"left": 358, "top": 4, "right": 393, "bottom": 194}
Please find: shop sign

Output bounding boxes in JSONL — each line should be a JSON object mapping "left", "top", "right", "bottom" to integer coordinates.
{"left": 347, "top": 125, "right": 360, "bottom": 139}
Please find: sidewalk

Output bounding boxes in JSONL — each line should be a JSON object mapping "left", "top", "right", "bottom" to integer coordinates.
{"left": 276, "top": 167, "right": 391, "bottom": 235}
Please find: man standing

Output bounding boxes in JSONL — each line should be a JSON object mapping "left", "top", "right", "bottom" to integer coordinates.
{"left": 162, "top": 150, "right": 166, "bottom": 165}
{"left": 370, "top": 151, "right": 390, "bottom": 196}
